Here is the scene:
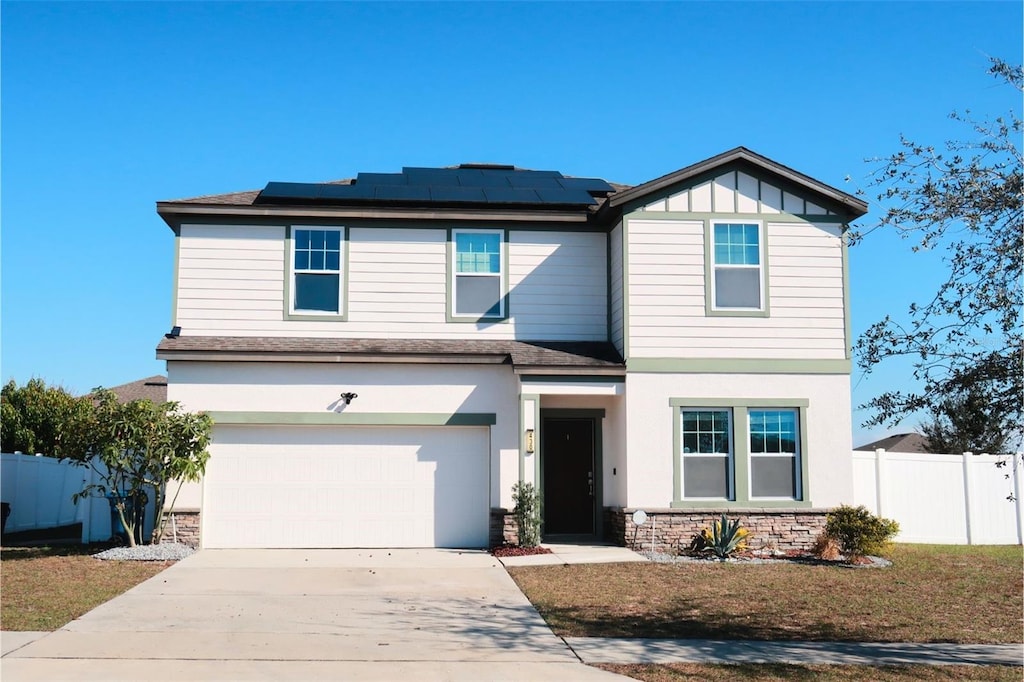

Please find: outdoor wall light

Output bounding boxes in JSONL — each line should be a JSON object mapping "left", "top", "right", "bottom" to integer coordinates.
{"left": 339, "top": 392, "right": 358, "bottom": 405}
{"left": 525, "top": 429, "right": 535, "bottom": 454}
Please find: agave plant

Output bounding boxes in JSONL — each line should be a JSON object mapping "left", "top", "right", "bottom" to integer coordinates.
{"left": 702, "top": 513, "right": 748, "bottom": 561}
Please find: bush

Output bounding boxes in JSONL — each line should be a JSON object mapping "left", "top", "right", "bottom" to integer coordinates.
{"left": 511, "top": 481, "right": 542, "bottom": 548}
{"left": 825, "top": 505, "right": 899, "bottom": 558}
{"left": 702, "top": 513, "right": 749, "bottom": 561}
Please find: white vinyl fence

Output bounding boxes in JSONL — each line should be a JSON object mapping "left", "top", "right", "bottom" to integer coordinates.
{"left": 1, "top": 452, "right": 156, "bottom": 543}
{"left": 852, "top": 449, "right": 1023, "bottom": 545}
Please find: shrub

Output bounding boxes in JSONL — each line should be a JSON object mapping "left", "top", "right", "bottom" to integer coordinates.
{"left": 825, "top": 505, "right": 899, "bottom": 558}
{"left": 511, "top": 481, "right": 542, "bottom": 548}
{"left": 702, "top": 513, "right": 749, "bottom": 561}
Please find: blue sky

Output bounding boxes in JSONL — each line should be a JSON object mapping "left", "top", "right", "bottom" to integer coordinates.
{"left": 2, "top": 1, "right": 1021, "bottom": 446}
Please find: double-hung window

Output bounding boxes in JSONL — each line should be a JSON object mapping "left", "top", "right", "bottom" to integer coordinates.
{"left": 679, "top": 409, "right": 733, "bottom": 499}
{"left": 749, "top": 409, "right": 801, "bottom": 499}
{"left": 710, "top": 221, "right": 764, "bottom": 311}
{"left": 291, "top": 227, "right": 344, "bottom": 315}
{"left": 452, "top": 229, "right": 505, "bottom": 319}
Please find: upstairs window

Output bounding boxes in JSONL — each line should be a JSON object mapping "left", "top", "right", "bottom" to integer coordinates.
{"left": 711, "top": 222, "right": 763, "bottom": 310}
{"left": 452, "top": 229, "right": 505, "bottom": 318}
{"left": 292, "top": 228, "right": 343, "bottom": 314}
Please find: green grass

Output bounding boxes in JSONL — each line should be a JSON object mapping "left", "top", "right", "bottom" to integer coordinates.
{"left": 597, "top": 663, "right": 1023, "bottom": 681}
{"left": 508, "top": 544, "right": 1023, "bottom": 643}
{"left": 1, "top": 545, "right": 171, "bottom": 631}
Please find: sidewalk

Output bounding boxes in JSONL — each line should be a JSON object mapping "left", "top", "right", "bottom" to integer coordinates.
{"left": 564, "top": 637, "right": 1024, "bottom": 666}
{"left": 497, "top": 541, "right": 647, "bottom": 567}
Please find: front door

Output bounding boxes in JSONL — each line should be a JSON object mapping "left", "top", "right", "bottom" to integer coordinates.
{"left": 542, "top": 418, "right": 595, "bottom": 535}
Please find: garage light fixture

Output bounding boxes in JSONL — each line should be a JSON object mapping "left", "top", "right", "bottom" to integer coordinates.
{"left": 339, "top": 392, "right": 358, "bottom": 405}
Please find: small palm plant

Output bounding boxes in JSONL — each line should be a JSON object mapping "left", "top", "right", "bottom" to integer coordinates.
{"left": 702, "top": 513, "right": 749, "bottom": 561}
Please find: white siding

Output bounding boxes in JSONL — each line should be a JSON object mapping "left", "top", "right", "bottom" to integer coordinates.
{"left": 174, "top": 224, "right": 607, "bottom": 341}
{"left": 624, "top": 372, "right": 853, "bottom": 509}
{"left": 643, "top": 173, "right": 838, "bottom": 217}
{"left": 610, "top": 222, "right": 624, "bottom": 356}
{"left": 626, "top": 219, "right": 847, "bottom": 359}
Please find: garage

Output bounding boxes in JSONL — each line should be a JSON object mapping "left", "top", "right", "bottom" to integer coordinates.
{"left": 201, "top": 424, "right": 490, "bottom": 548}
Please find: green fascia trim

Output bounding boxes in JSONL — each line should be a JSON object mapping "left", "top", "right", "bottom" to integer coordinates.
{"left": 629, "top": 358, "right": 851, "bottom": 374}
{"left": 170, "top": 236, "right": 181, "bottom": 327}
{"left": 519, "top": 393, "right": 541, "bottom": 483}
{"left": 842, "top": 230, "right": 852, "bottom": 360}
{"left": 624, "top": 210, "right": 847, "bottom": 224}
{"left": 703, "top": 219, "right": 771, "bottom": 318}
{"left": 521, "top": 375, "right": 625, "bottom": 384}
{"left": 208, "top": 411, "right": 497, "bottom": 426}
{"left": 446, "top": 227, "right": 511, "bottom": 323}
{"left": 283, "top": 225, "right": 349, "bottom": 321}
{"left": 620, "top": 218, "right": 631, "bottom": 360}
{"left": 670, "top": 400, "right": 810, "bottom": 507}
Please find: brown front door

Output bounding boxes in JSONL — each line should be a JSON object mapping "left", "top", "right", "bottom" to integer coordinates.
{"left": 542, "top": 418, "right": 595, "bottom": 534}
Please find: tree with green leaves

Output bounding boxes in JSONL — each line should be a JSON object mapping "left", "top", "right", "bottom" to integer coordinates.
{"left": 1, "top": 378, "right": 92, "bottom": 455}
{"left": 919, "top": 385, "right": 1013, "bottom": 454}
{"left": 61, "top": 388, "right": 213, "bottom": 546}
{"left": 852, "top": 58, "right": 1022, "bottom": 447}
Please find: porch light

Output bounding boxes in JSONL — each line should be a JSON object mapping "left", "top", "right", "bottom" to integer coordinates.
{"left": 525, "top": 429, "right": 535, "bottom": 453}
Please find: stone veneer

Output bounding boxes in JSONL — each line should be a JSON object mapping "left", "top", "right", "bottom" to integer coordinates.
{"left": 489, "top": 508, "right": 519, "bottom": 547}
{"left": 605, "top": 507, "right": 829, "bottom": 554}
{"left": 158, "top": 510, "right": 201, "bottom": 547}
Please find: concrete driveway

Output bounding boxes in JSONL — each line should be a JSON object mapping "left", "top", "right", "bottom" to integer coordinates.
{"left": 2, "top": 549, "right": 626, "bottom": 681}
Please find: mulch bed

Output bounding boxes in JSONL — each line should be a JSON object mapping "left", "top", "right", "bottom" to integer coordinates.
{"left": 490, "top": 544, "right": 553, "bottom": 557}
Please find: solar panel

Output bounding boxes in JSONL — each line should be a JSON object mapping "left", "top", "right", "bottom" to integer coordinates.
{"left": 459, "top": 170, "right": 510, "bottom": 188}
{"left": 358, "top": 172, "right": 406, "bottom": 186}
{"left": 536, "top": 188, "right": 598, "bottom": 205}
{"left": 374, "top": 185, "right": 432, "bottom": 201}
{"left": 430, "top": 186, "right": 487, "bottom": 202}
{"left": 258, "top": 182, "right": 321, "bottom": 201}
{"left": 556, "top": 177, "right": 616, "bottom": 193}
{"left": 318, "top": 183, "right": 375, "bottom": 200}
{"left": 482, "top": 187, "right": 543, "bottom": 204}
{"left": 508, "top": 175, "right": 563, "bottom": 190}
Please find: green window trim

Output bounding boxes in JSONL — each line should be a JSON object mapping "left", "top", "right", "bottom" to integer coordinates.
{"left": 284, "top": 225, "right": 350, "bottom": 321}
{"left": 446, "top": 227, "right": 510, "bottom": 323}
{"left": 669, "top": 398, "right": 810, "bottom": 508}
{"left": 704, "top": 220, "right": 770, "bottom": 318}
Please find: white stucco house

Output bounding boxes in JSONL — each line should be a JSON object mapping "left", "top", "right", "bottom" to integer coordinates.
{"left": 155, "top": 147, "right": 868, "bottom": 550}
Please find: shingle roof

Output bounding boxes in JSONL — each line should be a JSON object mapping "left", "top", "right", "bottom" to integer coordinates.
{"left": 156, "top": 337, "right": 624, "bottom": 370}
{"left": 854, "top": 433, "right": 929, "bottom": 453}
{"left": 104, "top": 375, "right": 168, "bottom": 404}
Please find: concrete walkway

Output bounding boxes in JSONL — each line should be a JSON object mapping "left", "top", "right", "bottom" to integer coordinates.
{"left": 566, "top": 637, "right": 1024, "bottom": 666}
{"left": 497, "top": 541, "right": 648, "bottom": 567}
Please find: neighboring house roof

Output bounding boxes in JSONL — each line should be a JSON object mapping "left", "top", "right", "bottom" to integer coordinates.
{"left": 156, "top": 337, "right": 625, "bottom": 375}
{"left": 854, "top": 433, "right": 929, "bottom": 453}
{"left": 105, "top": 375, "right": 168, "bottom": 404}
{"left": 605, "top": 146, "right": 868, "bottom": 220}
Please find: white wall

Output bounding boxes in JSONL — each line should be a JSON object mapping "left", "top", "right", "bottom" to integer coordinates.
{"left": 624, "top": 372, "right": 853, "bottom": 508}
{"left": 625, "top": 217, "right": 846, "bottom": 359}
{"left": 175, "top": 224, "right": 607, "bottom": 341}
{"left": 853, "top": 450, "right": 1023, "bottom": 544}
{"left": 167, "top": 361, "right": 521, "bottom": 508}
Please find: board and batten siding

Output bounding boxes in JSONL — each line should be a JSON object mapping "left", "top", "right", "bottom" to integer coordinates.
{"left": 609, "top": 222, "right": 624, "bottom": 356}
{"left": 625, "top": 218, "right": 846, "bottom": 359}
{"left": 175, "top": 224, "right": 607, "bottom": 340}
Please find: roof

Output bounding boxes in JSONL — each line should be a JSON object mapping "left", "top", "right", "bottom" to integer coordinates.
{"left": 605, "top": 146, "right": 868, "bottom": 219}
{"left": 156, "top": 337, "right": 625, "bottom": 375}
{"left": 104, "top": 375, "right": 168, "bottom": 404}
{"left": 854, "top": 433, "right": 929, "bottom": 453}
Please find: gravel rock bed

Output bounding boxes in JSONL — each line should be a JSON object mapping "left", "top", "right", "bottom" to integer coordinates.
{"left": 643, "top": 550, "right": 892, "bottom": 568}
{"left": 93, "top": 543, "right": 196, "bottom": 562}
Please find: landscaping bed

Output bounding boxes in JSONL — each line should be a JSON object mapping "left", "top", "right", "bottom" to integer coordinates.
{"left": 598, "top": 663, "right": 1023, "bottom": 681}
{"left": 507, "top": 544, "right": 1023, "bottom": 644}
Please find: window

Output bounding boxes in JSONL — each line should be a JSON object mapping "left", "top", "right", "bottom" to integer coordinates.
{"left": 452, "top": 229, "right": 504, "bottom": 318}
{"left": 672, "top": 399, "right": 808, "bottom": 506}
{"left": 711, "top": 221, "right": 763, "bottom": 310}
{"left": 292, "top": 228, "right": 343, "bottom": 314}
{"left": 749, "top": 409, "right": 800, "bottom": 499}
{"left": 680, "top": 409, "right": 733, "bottom": 499}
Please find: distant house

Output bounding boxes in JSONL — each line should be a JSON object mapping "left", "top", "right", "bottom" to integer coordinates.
{"left": 154, "top": 147, "right": 868, "bottom": 550}
{"left": 855, "top": 433, "right": 929, "bottom": 453}
{"left": 105, "top": 375, "right": 168, "bottom": 404}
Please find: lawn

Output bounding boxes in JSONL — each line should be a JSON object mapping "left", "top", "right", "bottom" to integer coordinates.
{"left": 597, "top": 663, "right": 1023, "bottom": 681}
{"left": 1, "top": 545, "right": 171, "bottom": 631}
{"left": 507, "top": 544, "right": 1023, "bottom": 644}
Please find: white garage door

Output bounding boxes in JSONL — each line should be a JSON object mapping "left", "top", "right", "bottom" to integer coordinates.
{"left": 202, "top": 425, "right": 490, "bottom": 548}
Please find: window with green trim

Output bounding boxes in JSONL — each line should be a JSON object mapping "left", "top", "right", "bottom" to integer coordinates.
{"left": 711, "top": 221, "right": 763, "bottom": 310}
{"left": 680, "top": 409, "right": 733, "bottom": 499}
{"left": 749, "top": 409, "right": 801, "bottom": 499}
{"left": 452, "top": 229, "right": 504, "bottom": 318}
{"left": 292, "top": 228, "right": 343, "bottom": 314}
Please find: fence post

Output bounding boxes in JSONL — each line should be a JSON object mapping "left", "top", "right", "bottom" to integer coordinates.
{"left": 962, "top": 452, "right": 973, "bottom": 545}
{"left": 874, "top": 448, "right": 886, "bottom": 517}
{"left": 1014, "top": 453, "right": 1023, "bottom": 545}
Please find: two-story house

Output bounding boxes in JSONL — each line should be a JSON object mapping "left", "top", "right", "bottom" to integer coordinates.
{"left": 155, "top": 147, "right": 867, "bottom": 550}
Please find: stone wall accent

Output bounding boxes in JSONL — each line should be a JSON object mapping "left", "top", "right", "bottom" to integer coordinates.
{"left": 158, "top": 510, "right": 201, "bottom": 547}
{"left": 489, "top": 508, "right": 518, "bottom": 547}
{"left": 605, "top": 507, "right": 829, "bottom": 554}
